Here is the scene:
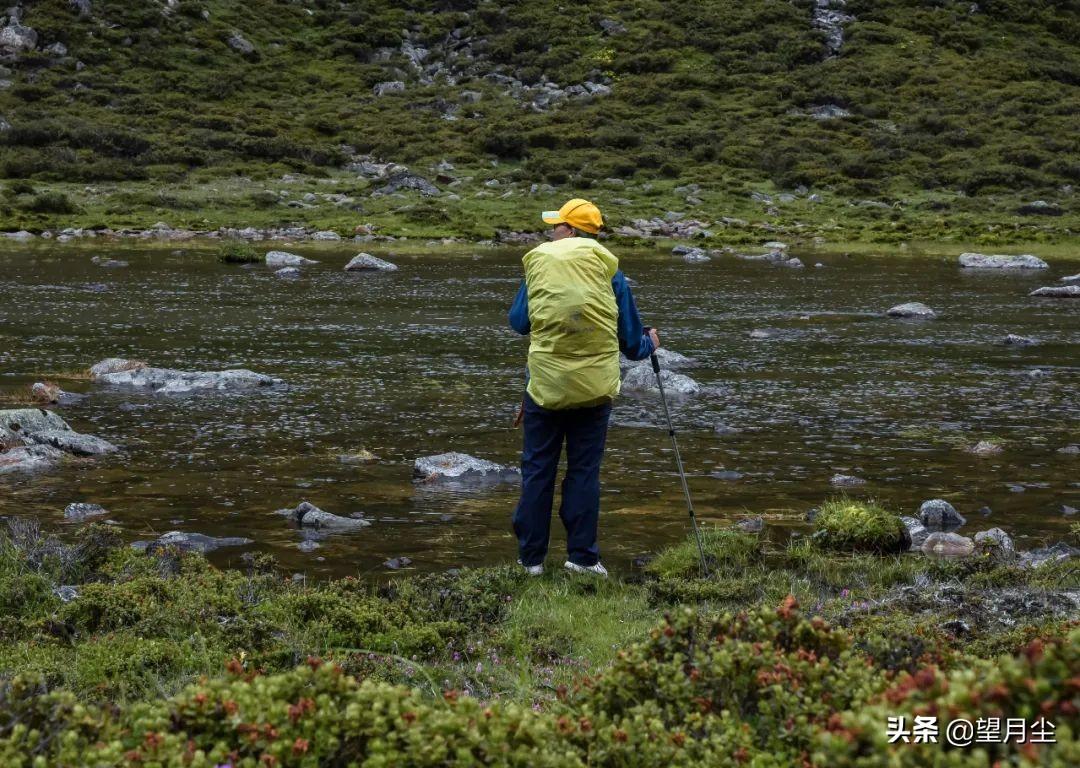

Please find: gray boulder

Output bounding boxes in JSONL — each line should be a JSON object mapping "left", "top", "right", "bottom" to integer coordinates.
{"left": 413, "top": 452, "right": 520, "bottom": 484}
{"left": 132, "top": 531, "right": 253, "bottom": 554}
{"left": 919, "top": 499, "right": 966, "bottom": 530}
{"left": 89, "top": 358, "right": 282, "bottom": 395}
{"left": 1061, "top": 273, "right": 1080, "bottom": 284}
{"left": 29, "top": 429, "right": 117, "bottom": 456}
{"left": 345, "top": 253, "right": 398, "bottom": 271}
{"left": 373, "top": 80, "right": 405, "bottom": 97}
{"left": 1018, "top": 542, "right": 1078, "bottom": 569}
{"left": 621, "top": 364, "right": 701, "bottom": 396}
{"left": 900, "top": 516, "right": 929, "bottom": 550}
{"left": 227, "top": 32, "right": 255, "bottom": 55}
{"left": 1029, "top": 285, "right": 1080, "bottom": 298}
{"left": 0, "top": 22, "right": 37, "bottom": 54}
{"left": 968, "top": 440, "right": 1003, "bottom": 457}
{"left": 887, "top": 302, "right": 936, "bottom": 319}
{"left": 64, "top": 503, "right": 108, "bottom": 522}
{"left": 973, "top": 528, "right": 1014, "bottom": 558}
{"left": 830, "top": 474, "right": 865, "bottom": 487}
{"left": 266, "top": 251, "right": 317, "bottom": 267}
{"left": 311, "top": 230, "right": 341, "bottom": 241}
{"left": 958, "top": 253, "right": 1048, "bottom": 269}
{"left": 276, "top": 501, "right": 371, "bottom": 531}
{"left": 372, "top": 171, "right": 440, "bottom": 197}
{"left": 275, "top": 267, "right": 301, "bottom": 279}
{"left": 0, "top": 408, "right": 117, "bottom": 472}
{"left": 922, "top": 532, "right": 974, "bottom": 557}
{"left": 1002, "top": 334, "right": 1037, "bottom": 346}
{"left": 0, "top": 445, "right": 65, "bottom": 475}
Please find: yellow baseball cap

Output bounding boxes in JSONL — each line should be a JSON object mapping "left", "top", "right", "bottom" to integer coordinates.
{"left": 541, "top": 198, "right": 603, "bottom": 234}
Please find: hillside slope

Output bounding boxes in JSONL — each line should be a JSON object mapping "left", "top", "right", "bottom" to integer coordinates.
{"left": 0, "top": 0, "right": 1078, "bottom": 241}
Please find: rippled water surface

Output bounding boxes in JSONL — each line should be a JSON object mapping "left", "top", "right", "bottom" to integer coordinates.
{"left": 1, "top": 243, "right": 1077, "bottom": 576}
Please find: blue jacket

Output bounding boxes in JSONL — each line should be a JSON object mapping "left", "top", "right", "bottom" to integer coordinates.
{"left": 508, "top": 270, "right": 656, "bottom": 361}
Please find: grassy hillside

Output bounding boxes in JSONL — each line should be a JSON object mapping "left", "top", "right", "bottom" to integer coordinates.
{"left": 1, "top": 0, "right": 1078, "bottom": 242}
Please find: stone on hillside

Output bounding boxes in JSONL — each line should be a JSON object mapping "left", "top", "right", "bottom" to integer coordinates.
{"left": 599, "top": 18, "right": 627, "bottom": 35}
{"left": 265, "top": 251, "right": 317, "bottom": 267}
{"left": 373, "top": 80, "right": 405, "bottom": 97}
{"left": 900, "top": 516, "right": 929, "bottom": 550}
{"left": 1017, "top": 200, "right": 1062, "bottom": 216}
{"left": 275, "top": 267, "right": 300, "bottom": 279}
{"left": 70, "top": 0, "right": 92, "bottom": 18}
{"left": 413, "top": 452, "right": 520, "bottom": 484}
{"left": 968, "top": 440, "right": 1003, "bottom": 457}
{"left": 311, "top": 230, "right": 341, "bottom": 241}
{"left": 886, "top": 302, "right": 936, "bottom": 319}
{"left": 922, "top": 532, "right": 974, "bottom": 557}
{"left": 90, "top": 358, "right": 282, "bottom": 395}
{"left": 345, "top": 253, "right": 398, "bottom": 271}
{"left": 0, "top": 22, "right": 38, "bottom": 54}
{"left": 0, "top": 115, "right": 9, "bottom": 132}
{"left": 372, "top": 171, "right": 440, "bottom": 197}
{"left": 973, "top": 528, "right": 1014, "bottom": 558}
{"left": 132, "top": 531, "right": 253, "bottom": 554}
{"left": 1018, "top": 542, "right": 1078, "bottom": 569}
{"left": 64, "top": 503, "right": 108, "bottom": 522}
{"left": 1029, "top": 285, "right": 1080, "bottom": 298}
{"left": 807, "top": 103, "right": 851, "bottom": 120}
{"left": 276, "top": 501, "right": 371, "bottom": 531}
{"left": 227, "top": 32, "right": 255, "bottom": 55}
{"left": 1002, "top": 334, "right": 1037, "bottom": 346}
{"left": 620, "top": 364, "right": 701, "bottom": 396}
{"left": 958, "top": 252, "right": 1048, "bottom": 269}
{"left": 339, "top": 449, "right": 378, "bottom": 465}
{"left": 44, "top": 41, "right": 67, "bottom": 56}
{"left": 830, "top": 474, "right": 865, "bottom": 487}
{"left": 919, "top": 499, "right": 965, "bottom": 530}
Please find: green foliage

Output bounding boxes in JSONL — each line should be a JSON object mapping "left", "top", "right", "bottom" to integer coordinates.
{"left": 216, "top": 240, "right": 260, "bottom": 263}
{"left": 813, "top": 498, "right": 909, "bottom": 553}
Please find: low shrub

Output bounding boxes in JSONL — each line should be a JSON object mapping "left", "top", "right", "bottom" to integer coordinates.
{"left": 813, "top": 499, "right": 909, "bottom": 553}
{"left": 216, "top": 241, "right": 260, "bottom": 264}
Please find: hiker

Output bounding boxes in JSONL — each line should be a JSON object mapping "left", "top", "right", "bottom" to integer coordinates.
{"left": 508, "top": 199, "right": 660, "bottom": 576}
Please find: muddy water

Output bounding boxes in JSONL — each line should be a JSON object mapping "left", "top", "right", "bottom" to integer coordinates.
{"left": 0, "top": 243, "right": 1077, "bottom": 576}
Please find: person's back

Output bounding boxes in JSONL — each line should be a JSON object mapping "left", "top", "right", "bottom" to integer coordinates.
{"left": 523, "top": 236, "right": 620, "bottom": 410}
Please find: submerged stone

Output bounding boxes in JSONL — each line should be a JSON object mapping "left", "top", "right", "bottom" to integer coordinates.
{"left": 413, "top": 452, "right": 520, "bottom": 484}
{"left": 64, "top": 503, "right": 109, "bottom": 522}
{"left": 830, "top": 474, "right": 865, "bottom": 487}
{"left": 1002, "top": 334, "right": 1037, "bottom": 346}
{"left": 132, "top": 531, "right": 253, "bottom": 554}
{"left": 619, "top": 348, "right": 696, "bottom": 372}
{"left": 90, "top": 358, "right": 282, "bottom": 395}
{"left": 276, "top": 501, "right": 371, "bottom": 531}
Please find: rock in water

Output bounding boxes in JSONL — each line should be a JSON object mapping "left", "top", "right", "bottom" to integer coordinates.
{"left": 1029, "top": 285, "right": 1080, "bottom": 298}
{"left": 968, "top": 441, "right": 1003, "bottom": 457}
{"left": 1018, "top": 542, "right": 1078, "bottom": 569}
{"left": 900, "top": 516, "right": 929, "bottom": 550}
{"left": 132, "top": 531, "right": 253, "bottom": 554}
{"left": 621, "top": 365, "right": 701, "bottom": 395}
{"left": 0, "top": 445, "right": 65, "bottom": 474}
{"left": 64, "top": 503, "right": 108, "bottom": 522}
{"left": 958, "top": 253, "right": 1048, "bottom": 269}
{"left": 276, "top": 501, "right": 371, "bottom": 531}
{"left": 830, "top": 474, "right": 866, "bottom": 487}
{"left": 886, "top": 302, "right": 936, "bottom": 319}
{"left": 1061, "top": 273, "right": 1080, "bottom": 284}
{"left": 344, "top": 253, "right": 398, "bottom": 271}
{"left": 619, "top": 348, "right": 696, "bottom": 372}
{"left": 30, "top": 382, "right": 84, "bottom": 406}
{"left": 89, "top": 358, "right": 282, "bottom": 394}
{"left": 735, "top": 516, "right": 763, "bottom": 533}
{"left": 265, "top": 251, "right": 317, "bottom": 267}
{"left": 919, "top": 499, "right": 966, "bottom": 530}
{"left": 1002, "top": 334, "right": 1037, "bottom": 346}
{"left": 0, "top": 408, "right": 118, "bottom": 474}
{"left": 275, "top": 267, "right": 301, "bottom": 279}
{"left": 973, "top": 528, "right": 1014, "bottom": 558}
{"left": 922, "top": 532, "right": 974, "bottom": 557}
{"left": 413, "top": 452, "right": 520, "bottom": 484}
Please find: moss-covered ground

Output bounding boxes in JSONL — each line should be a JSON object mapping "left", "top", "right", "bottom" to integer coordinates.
{"left": 0, "top": 506, "right": 1076, "bottom": 766}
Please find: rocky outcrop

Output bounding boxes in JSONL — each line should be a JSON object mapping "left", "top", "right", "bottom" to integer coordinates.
{"left": 265, "top": 251, "right": 317, "bottom": 267}
{"left": 919, "top": 499, "right": 965, "bottom": 531}
{"left": 131, "top": 531, "right": 253, "bottom": 554}
{"left": 0, "top": 20, "right": 38, "bottom": 55}
{"left": 812, "top": 0, "right": 854, "bottom": 56}
{"left": 1029, "top": 285, "right": 1080, "bottom": 298}
{"left": 922, "top": 532, "right": 974, "bottom": 557}
{"left": 886, "top": 302, "right": 936, "bottom": 319}
{"left": 372, "top": 80, "right": 405, "bottom": 97}
{"left": 621, "top": 365, "right": 701, "bottom": 396}
{"left": 0, "top": 408, "right": 118, "bottom": 474}
{"left": 344, "top": 253, "right": 398, "bottom": 271}
{"left": 371, "top": 171, "right": 440, "bottom": 197}
{"left": 89, "top": 358, "right": 282, "bottom": 395}
{"left": 958, "top": 253, "right": 1048, "bottom": 269}
{"left": 30, "top": 382, "right": 84, "bottom": 406}
{"left": 276, "top": 501, "right": 371, "bottom": 531}
{"left": 413, "top": 452, "right": 520, "bottom": 484}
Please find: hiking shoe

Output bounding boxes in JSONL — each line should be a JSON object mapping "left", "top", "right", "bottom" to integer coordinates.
{"left": 564, "top": 560, "right": 608, "bottom": 577}
{"left": 517, "top": 560, "right": 544, "bottom": 576}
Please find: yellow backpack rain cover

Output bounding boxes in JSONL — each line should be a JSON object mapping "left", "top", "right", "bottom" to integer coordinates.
{"left": 523, "top": 237, "right": 620, "bottom": 410}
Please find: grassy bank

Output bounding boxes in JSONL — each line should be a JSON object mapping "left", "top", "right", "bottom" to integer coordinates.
{"left": 0, "top": 509, "right": 1077, "bottom": 766}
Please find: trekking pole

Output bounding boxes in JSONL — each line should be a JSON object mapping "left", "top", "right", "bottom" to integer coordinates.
{"left": 650, "top": 348, "right": 709, "bottom": 576}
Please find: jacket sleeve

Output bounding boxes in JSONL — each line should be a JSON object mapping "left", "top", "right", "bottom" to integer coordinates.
{"left": 612, "top": 270, "right": 656, "bottom": 360}
{"left": 508, "top": 280, "right": 531, "bottom": 335}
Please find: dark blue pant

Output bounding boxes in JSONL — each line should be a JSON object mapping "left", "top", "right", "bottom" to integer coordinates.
{"left": 512, "top": 393, "right": 612, "bottom": 567}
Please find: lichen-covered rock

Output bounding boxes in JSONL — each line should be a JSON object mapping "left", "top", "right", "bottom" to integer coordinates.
{"left": 814, "top": 500, "right": 909, "bottom": 553}
{"left": 958, "top": 253, "right": 1048, "bottom": 269}
{"left": 973, "top": 527, "right": 1014, "bottom": 558}
{"left": 0, "top": 408, "right": 117, "bottom": 472}
{"left": 919, "top": 499, "right": 966, "bottom": 530}
{"left": 344, "top": 253, "right": 398, "bottom": 271}
{"left": 90, "top": 358, "right": 282, "bottom": 395}
{"left": 275, "top": 501, "right": 371, "bottom": 531}
{"left": 886, "top": 302, "right": 936, "bottom": 319}
{"left": 131, "top": 531, "right": 253, "bottom": 554}
{"left": 265, "top": 251, "right": 317, "bottom": 267}
{"left": 900, "top": 516, "right": 929, "bottom": 551}
{"left": 1029, "top": 285, "right": 1080, "bottom": 298}
{"left": 922, "top": 532, "right": 974, "bottom": 557}
{"left": 413, "top": 452, "right": 519, "bottom": 484}
{"left": 621, "top": 364, "right": 701, "bottom": 396}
